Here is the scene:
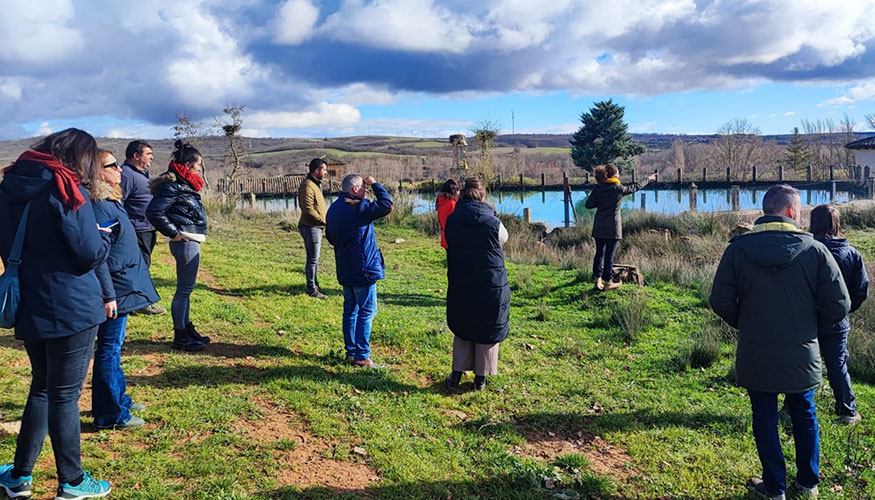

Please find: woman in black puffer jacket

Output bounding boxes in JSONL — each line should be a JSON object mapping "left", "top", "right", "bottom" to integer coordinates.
{"left": 146, "top": 140, "right": 210, "bottom": 352}
{"left": 444, "top": 177, "right": 510, "bottom": 391}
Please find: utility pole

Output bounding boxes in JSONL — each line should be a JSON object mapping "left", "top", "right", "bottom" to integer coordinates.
{"left": 511, "top": 110, "right": 515, "bottom": 135}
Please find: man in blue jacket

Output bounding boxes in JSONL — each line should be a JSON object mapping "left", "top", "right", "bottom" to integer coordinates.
{"left": 326, "top": 174, "right": 393, "bottom": 367}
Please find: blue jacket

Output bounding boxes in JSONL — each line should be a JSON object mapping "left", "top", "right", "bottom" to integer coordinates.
{"left": 325, "top": 183, "right": 393, "bottom": 287}
{"left": 445, "top": 199, "right": 510, "bottom": 343}
{"left": 92, "top": 182, "right": 160, "bottom": 315}
{"left": 0, "top": 158, "right": 109, "bottom": 341}
{"left": 120, "top": 162, "right": 154, "bottom": 232}
{"left": 815, "top": 236, "right": 869, "bottom": 334}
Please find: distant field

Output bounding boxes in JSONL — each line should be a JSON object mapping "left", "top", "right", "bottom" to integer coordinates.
{"left": 249, "top": 148, "right": 421, "bottom": 160}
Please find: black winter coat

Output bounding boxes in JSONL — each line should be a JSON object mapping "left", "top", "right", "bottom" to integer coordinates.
{"left": 92, "top": 183, "right": 160, "bottom": 315}
{"left": 584, "top": 180, "right": 647, "bottom": 240}
{"left": 146, "top": 171, "right": 207, "bottom": 238}
{"left": 445, "top": 199, "right": 510, "bottom": 343}
{"left": 815, "top": 236, "right": 869, "bottom": 333}
{"left": 710, "top": 216, "right": 850, "bottom": 393}
{"left": 0, "top": 159, "right": 108, "bottom": 341}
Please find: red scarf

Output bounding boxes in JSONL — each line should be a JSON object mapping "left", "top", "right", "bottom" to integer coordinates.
{"left": 3, "top": 150, "right": 86, "bottom": 210}
{"left": 169, "top": 162, "right": 205, "bottom": 192}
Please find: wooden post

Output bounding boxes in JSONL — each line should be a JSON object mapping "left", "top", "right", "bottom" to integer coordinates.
{"left": 868, "top": 178, "right": 875, "bottom": 199}
{"left": 689, "top": 183, "right": 698, "bottom": 212}
{"left": 752, "top": 166, "right": 757, "bottom": 183}
{"left": 654, "top": 169, "right": 659, "bottom": 182}
{"left": 702, "top": 167, "right": 707, "bottom": 182}
{"left": 631, "top": 170, "right": 636, "bottom": 184}
{"left": 540, "top": 172, "right": 545, "bottom": 189}
{"left": 831, "top": 180, "right": 836, "bottom": 202}
{"left": 497, "top": 174, "right": 502, "bottom": 187}
{"left": 398, "top": 180, "right": 403, "bottom": 191}
{"left": 248, "top": 192, "right": 256, "bottom": 208}
{"left": 523, "top": 207, "right": 531, "bottom": 223}
{"left": 519, "top": 173, "right": 524, "bottom": 190}
{"left": 676, "top": 168, "right": 682, "bottom": 184}
{"left": 778, "top": 165, "right": 783, "bottom": 182}
{"left": 829, "top": 165, "right": 835, "bottom": 181}
{"left": 640, "top": 192, "right": 646, "bottom": 211}
{"left": 585, "top": 172, "right": 590, "bottom": 184}
{"left": 865, "top": 166, "right": 871, "bottom": 180}
{"left": 807, "top": 165, "right": 812, "bottom": 182}
{"left": 731, "top": 185, "right": 740, "bottom": 211}
{"left": 726, "top": 167, "right": 731, "bottom": 182}
{"left": 563, "top": 175, "right": 570, "bottom": 228}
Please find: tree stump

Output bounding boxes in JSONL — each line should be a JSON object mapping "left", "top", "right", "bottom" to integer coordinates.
{"left": 611, "top": 264, "right": 644, "bottom": 286}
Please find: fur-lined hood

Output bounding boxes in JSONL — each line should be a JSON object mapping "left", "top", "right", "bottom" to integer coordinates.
{"left": 91, "top": 179, "right": 122, "bottom": 202}
{"left": 149, "top": 170, "right": 179, "bottom": 193}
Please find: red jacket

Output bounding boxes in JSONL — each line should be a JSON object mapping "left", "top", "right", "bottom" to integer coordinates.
{"left": 437, "top": 195, "right": 457, "bottom": 249}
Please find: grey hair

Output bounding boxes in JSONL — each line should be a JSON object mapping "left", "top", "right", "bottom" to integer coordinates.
{"left": 341, "top": 174, "right": 363, "bottom": 194}
{"left": 762, "top": 184, "right": 800, "bottom": 216}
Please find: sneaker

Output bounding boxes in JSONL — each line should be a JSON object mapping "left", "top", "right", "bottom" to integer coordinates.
{"left": 129, "top": 402, "right": 146, "bottom": 413}
{"left": 55, "top": 471, "right": 110, "bottom": 499}
{"left": 593, "top": 277, "right": 604, "bottom": 291}
{"left": 445, "top": 371, "right": 462, "bottom": 389}
{"left": 747, "top": 477, "right": 785, "bottom": 500}
{"left": 94, "top": 415, "right": 144, "bottom": 430}
{"left": 473, "top": 375, "right": 487, "bottom": 391}
{"left": 603, "top": 280, "right": 622, "bottom": 291}
{"left": 792, "top": 481, "right": 819, "bottom": 498}
{"left": 0, "top": 463, "right": 32, "bottom": 499}
{"left": 839, "top": 412, "right": 862, "bottom": 426}
{"left": 349, "top": 358, "right": 385, "bottom": 369}
{"left": 307, "top": 289, "right": 327, "bottom": 299}
{"left": 135, "top": 303, "right": 166, "bottom": 315}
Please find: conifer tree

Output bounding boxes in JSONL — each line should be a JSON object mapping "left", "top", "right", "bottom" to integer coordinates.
{"left": 783, "top": 127, "right": 811, "bottom": 177}
{"left": 570, "top": 99, "right": 644, "bottom": 173}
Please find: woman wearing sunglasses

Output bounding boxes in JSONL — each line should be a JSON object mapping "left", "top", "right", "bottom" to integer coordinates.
{"left": 89, "top": 149, "right": 159, "bottom": 430}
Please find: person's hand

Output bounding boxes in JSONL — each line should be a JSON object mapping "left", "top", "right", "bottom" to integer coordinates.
{"left": 648, "top": 173, "right": 658, "bottom": 182}
{"left": 363, "top": 176, "right": 376, "bottom": 185}
{"left": 97, "top": 224, "right": 112, "bottom": 234}
{"left": 170, "top": 233, "right": 188, "bottom": 242}
{"left": 104, "top": 300, "right": 118, "bottom": 319}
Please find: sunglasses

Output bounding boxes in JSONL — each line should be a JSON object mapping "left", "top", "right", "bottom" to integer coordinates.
{"left": 102, "top": 161, "right": 120, "bottom": 170}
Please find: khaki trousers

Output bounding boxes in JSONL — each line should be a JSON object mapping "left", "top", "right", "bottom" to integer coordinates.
{"left": 452, "top": 336, "right": 499, "bottom": 376}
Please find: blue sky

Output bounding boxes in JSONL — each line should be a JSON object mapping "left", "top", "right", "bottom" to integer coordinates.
{"left": 2, "top": 0, "right": 874, "bottom": 140}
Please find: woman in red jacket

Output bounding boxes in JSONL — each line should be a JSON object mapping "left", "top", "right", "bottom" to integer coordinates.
{"left": 436, "top": 179, "right": 460, "bottom": 249}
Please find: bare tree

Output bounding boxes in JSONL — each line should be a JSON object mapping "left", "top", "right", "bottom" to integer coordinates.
{"left": 471, "top": 119, "right": 501, "bottom": 184}
{"left": 840, "top": 113, "right": 856, "bottom": 169}
{"left": 715, "top": 118, "right": 763, "bottom": 180}
{"left": 866, "top": 113, "right": 875, "bottom": 130}
{"left": 216, "top": 103, "right": 248, "bottom": 183}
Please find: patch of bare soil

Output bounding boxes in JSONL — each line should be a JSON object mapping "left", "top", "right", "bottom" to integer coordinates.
{"left": 239, "top": 398, "right": 380, "bottom": 491}
{"left": 513, "top": 429, "right": 639, "bottom": 484}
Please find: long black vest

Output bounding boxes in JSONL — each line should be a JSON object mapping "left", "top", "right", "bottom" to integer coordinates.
{"left": 445, "top": 199, "right": 510, "bottom": 343}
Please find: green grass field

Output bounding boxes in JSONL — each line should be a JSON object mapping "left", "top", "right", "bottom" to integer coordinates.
{"left": 0, "top": 212, "right": 872, "bottom": 499}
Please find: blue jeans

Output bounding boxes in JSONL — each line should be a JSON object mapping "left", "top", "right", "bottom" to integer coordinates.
{"left": 169, "top": 240, "right": 200, "bottom": 330}
{"left": 92, "top": 314, "right": 133, "bottom": 427}
{"left": 13, "top": 326, "right": 97, "bottom": 484}
{"left": 342, "top": 284, "right": 377, "bottom": 360}
{"left": 299, "top": 225, "right": 322, "bottom": 293}
{"left": 819, "top": 330, "right": 857, "bottom": 416}
{"left": 749, "top": 389, "right": 819, "bottom": 496}
{"left": 593, "top": 238, "right": 619, "bottom": 281}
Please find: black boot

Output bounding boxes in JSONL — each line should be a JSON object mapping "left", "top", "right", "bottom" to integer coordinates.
{"left": 186, "top": 322, "right": 211, "bottom": 344}
{"left": 445, "top": 371, "right": 462, "bottom": 389}
{"left": 172, "top": 329, "right": 205, "bottom": 352}
{"left": 473, "top": 375, "right": 487, "bottom": 391}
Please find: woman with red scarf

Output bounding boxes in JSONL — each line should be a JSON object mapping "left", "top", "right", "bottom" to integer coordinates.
{"left": 146, "top": 140, "right": 210, "bottom": 352}
{"left": 0, "top": 128, "right": 112, "bottom": 498}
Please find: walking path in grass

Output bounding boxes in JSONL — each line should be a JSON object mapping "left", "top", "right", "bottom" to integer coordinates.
{"left": 0, "top": 213, "right": 872, "bottom": 499}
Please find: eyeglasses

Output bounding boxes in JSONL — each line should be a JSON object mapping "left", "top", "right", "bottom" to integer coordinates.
{"left": 102, "top": 161, "right": 120, "bottom": 170}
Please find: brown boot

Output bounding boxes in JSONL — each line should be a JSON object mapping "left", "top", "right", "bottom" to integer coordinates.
{"left": 604, "top": 280, "right": 622, "bottom": 290}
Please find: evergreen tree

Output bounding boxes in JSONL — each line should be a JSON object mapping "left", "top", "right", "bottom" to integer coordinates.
{"left": 783, "top": 127, "right": 811, "bottom": 177}
{"left": 570, "top": 99, "right": 644, "bottom": 173}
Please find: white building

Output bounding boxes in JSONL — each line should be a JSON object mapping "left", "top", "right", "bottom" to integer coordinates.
{"left": 846, "top": 136, "right": 875, "bottom": 167}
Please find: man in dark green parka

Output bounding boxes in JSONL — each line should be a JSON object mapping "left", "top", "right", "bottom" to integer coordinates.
{"left": 710, "top": 185, "right": 850, "bottom": 500}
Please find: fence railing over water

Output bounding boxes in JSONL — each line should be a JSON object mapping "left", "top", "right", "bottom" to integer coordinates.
{"left": 215, "top": 174, "right": 342, "bottom": 196}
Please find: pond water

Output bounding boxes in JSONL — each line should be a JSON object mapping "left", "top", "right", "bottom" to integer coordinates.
{"left": 245, "top": 187, "right": 865, "bottom": 228}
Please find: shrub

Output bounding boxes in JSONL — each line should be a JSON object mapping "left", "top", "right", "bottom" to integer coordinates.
{"left": 849, "top": 296, "right": 875, "bottom": 384}
{"left": 611, "top": 289, "right": 652, "bottom": 343}
{"left": 536, "top": 301, "right": 550, "bottom": 322}
{"left": 690, "top": 325, "right": 723, "bottom": 369}
{"left": 379, "top": 189, "right": 417, "bottom": 227}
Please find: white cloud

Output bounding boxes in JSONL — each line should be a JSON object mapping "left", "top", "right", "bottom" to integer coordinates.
{"left": 783, "top": 111, "right": 797, "bottom": 116}
{"left": 34, "top": 122, "right": 53, "bottom": 137}
{"left": 273, "top": 0, "right": 320, "bottom": 45}
{"left": 821, "top": 81, "right": 875, "bottom": 106}
{"left": 0, "top": 0, "right": 83, "bottom": 64}
{"left": 0, "top": 79, "right": 22, "bottom": 101}
{"left": 322, "top": 0, "right": 475, "bottom": 52}
{"left": 246, "top": 102, "right": 361, "bottom": 128}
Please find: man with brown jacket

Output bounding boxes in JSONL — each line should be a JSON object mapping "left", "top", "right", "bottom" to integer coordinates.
{"left": 299, "top": 158, "right": 328, "bottom": 298}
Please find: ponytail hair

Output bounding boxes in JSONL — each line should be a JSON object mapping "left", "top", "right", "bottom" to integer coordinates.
{"left": 171, "top": 139, "right": 201, "bottom": 165}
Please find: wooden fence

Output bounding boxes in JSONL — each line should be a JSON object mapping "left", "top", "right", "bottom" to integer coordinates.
{"left": 215, "top": 175, "right": 342, "bottom": 195}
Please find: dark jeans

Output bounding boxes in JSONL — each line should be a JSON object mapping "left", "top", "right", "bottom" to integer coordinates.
{"left": 135, "top": 229, "right": 157, "bottom": 268}
{"left": 749, "top": 389, "right": 819, "bottom": 496}
{"left": 13, "top": 326, "right": 97, "bottom": 484}
{"left": 92, "top": 314, "right": 133, "bottom": 427}
{"left": 299, "top": 225, "right": 322, "bottom": 293}
{"left": 169, "top": 240, "right": 200, "bottom": 330}
{"left": 342, "top": 284, "right": 377, "bottom": 360}
{"left": 819, "top": 329, "right": 857, "bottom": 416}
{"left": 593, "top": 238, "right": 619, "bottom": 281}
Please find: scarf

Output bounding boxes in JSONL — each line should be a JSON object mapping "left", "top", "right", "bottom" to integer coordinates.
{"left": 604, "top": 177, "right": 622, "bottom": 185}
{"left": 3, "top": 150, "right": 86, "bottom": 210}
{"left": 751, "top": 221, "right": 805, "bottom": 233}
{"left": 169, "top": 161, "right": 205, "bottom": 192}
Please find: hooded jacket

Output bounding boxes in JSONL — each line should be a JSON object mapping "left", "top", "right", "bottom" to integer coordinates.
{"left": 445, "top": 198, "right": 510, "bottom": 343}
{"left": 584, "top": 179, "right": 648, "bottom": 240}
{"left": 436, "top": 195, "right": 457, "bottom": 249}
{"left": 91, "top": 180, "right": 160, "bottom": 315}
{"left": 298, "top": 174, "right": 327, "bottom": 228}
{"left": 0, "top": 158, "right": 108, "bottom": 340}
{"left": 146, "top": 171, "right": 207, "bottom": 238}
{"left": 710, "top": 215, "right": 851, "bottom": 393}
{"left": 815, "top": 236, "right": 869, "bottom": 334}
{"left": 325, "top": 183, "right": 393, "bottom": 287}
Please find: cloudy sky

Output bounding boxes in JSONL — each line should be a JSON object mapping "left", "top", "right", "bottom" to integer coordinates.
{"left": 1, "top": 0, "right": 874, "bottom": 140}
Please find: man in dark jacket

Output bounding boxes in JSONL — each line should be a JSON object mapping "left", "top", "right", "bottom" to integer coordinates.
{"left": 325, "top": 174, "right": 393, "bottom": 367}
{"left": 710, "top": 185, "right": 850, "bottom": 500}
{"left": 120, "top": 140, "right": 164, "bottom": 315}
